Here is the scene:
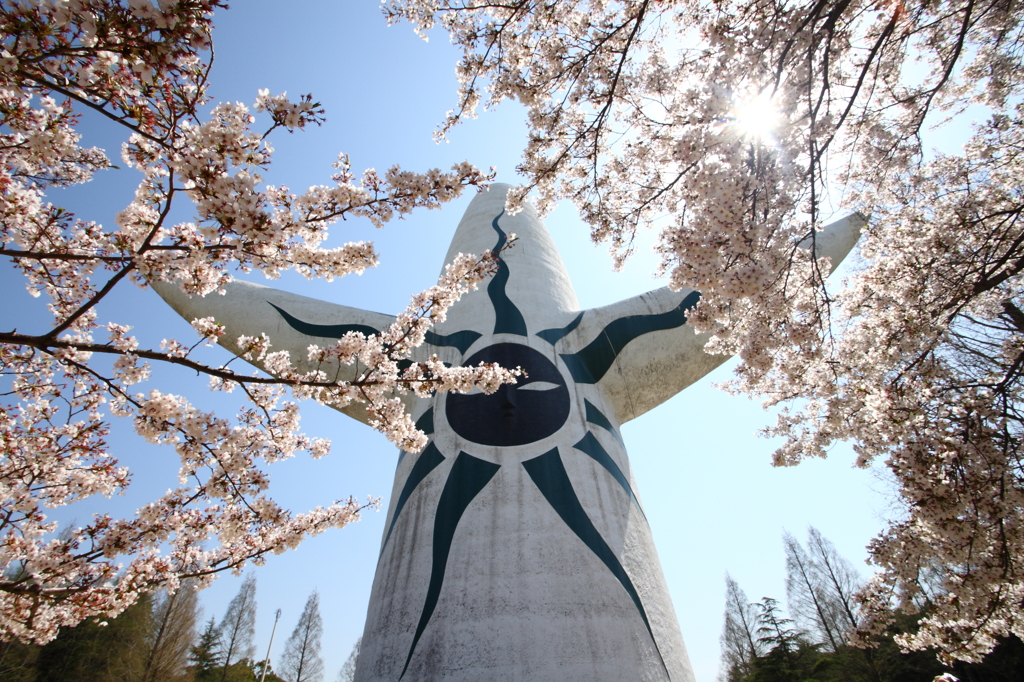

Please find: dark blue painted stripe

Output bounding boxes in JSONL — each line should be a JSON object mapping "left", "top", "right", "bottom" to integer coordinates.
{"left": 423, "top": 329, "right": 481, "bottom": 354}
{"left": 573, "top": 432, "right": 645, "bottom": 522}
{"left": 560, "top": 290, "right": 702, "bottom": 383}
{"left": 537, "top": 311, "right": 585, "bottom": 345}
{"left": 396, "top": 405, "right": 436, "bottom": 476}
{"left": 414, "top": 407, "right": 434, "bottom": 435}
{"left": 401, "top": 453, "right": 501, "bottom": 679}
{"left": 269, "top": 302, "right": 480, "bottom": 354}
{"left": 269, "top": 302, "right": 378, "bottom": 338}
{"left": 381, "top": 442, "right": 446, "bottom": 558}
{"left": 487, "top": 211, "right": 528, "bottom": 337}
{"left": 521, "top": 449, "right": 654, "bottom": 639}
{"left": 584, "top": 399, "right": 624, "bottom": 447}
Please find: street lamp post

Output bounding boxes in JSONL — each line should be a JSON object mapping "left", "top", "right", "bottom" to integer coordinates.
{"left": 258, "top": 608, "right": 282, "bottom": 682}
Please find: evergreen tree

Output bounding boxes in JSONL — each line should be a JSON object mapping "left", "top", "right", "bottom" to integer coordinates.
{"left": 253, "top": 658, "right": 287, "bottom": 682}
{"left": 33, "top": 592, "right": 153, "bottom": 682}
{"left": 719, "top": 530, "right": 1024, "bottom": 682}
{"left": 0, "top": 565, "right": 37, "bottom": 682}
{"left": 278, "top": 591, "right": 324, "bottom": 682}
{"left": 220, "top": 657, "right": 271, "bottom": 682}
{"left": 190, "top": 617, "right": 224, "bottom": 682}
{"left": 748, "top": 597, "right": 810, "bottom": 682}
{"left": 0, "top": 639, "right": 39, "bottom": 682}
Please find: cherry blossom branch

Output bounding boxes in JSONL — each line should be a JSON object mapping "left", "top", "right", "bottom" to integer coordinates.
{"left": 0, "top": 0, "right": 507, "bottom": 644}
{"left": 388, "top": 0, "right": 1024, "bottom": 663}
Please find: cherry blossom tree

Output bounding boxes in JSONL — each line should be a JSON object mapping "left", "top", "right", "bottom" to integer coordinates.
{"left": 0, "top": 0, "right": 518, "bottom": 644}
{"left": 387, "top": 0, "right": 1024, "bottom": 664}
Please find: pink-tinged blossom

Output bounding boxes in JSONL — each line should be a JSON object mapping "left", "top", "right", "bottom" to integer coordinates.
{"left": 0, "top": 1, "right": 503, "bottom": 644}
{"left": 388, "top": 0, "right": 1024, "bottom": 664}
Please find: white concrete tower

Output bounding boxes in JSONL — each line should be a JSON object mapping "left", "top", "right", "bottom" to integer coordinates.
{"left": 153, "top": 184, "right": 864, "bottom": 682}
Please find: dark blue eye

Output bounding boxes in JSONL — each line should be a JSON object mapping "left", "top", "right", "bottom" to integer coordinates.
{"left": 445, "top": 343, "right": 570, "bottom": 447}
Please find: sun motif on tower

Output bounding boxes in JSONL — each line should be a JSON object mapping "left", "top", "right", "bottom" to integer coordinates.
{"left": 153, "top": 182, "right": 859, "bottom": 681}
{"left": 271, "top": 210, "right": 701, "bottom": 680}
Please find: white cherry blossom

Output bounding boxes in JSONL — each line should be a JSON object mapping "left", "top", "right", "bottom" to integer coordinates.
{"left": 0, "top": 0, "right": 507, "bottom": 643}
{"left": 388, "top": 0, "right": 1024, "bottom": 663}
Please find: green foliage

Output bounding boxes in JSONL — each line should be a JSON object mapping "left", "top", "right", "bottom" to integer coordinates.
{"left": 0, "top": 567, "right": 37, "bottom": 682}
{"left": 252, "top": 659, "right": 286, "bottom": 682}
{"left": 0, "top": 639, "right": 39, "bottom": 682}
{"left": 212, "top": 658, "right": 284, "bottom": 682}
{"left": 721, "top": 532, "right": 1024, "bottom": 682}
{"left": 32, "top": 592, "right": 154, "bottom": 682}
{"left": 190, "top": 617, "right": 224, "bottom": 682}
{"left": 0, "top": 584, "right": 207, "bottom": 682}
{"left": 746, "top": 598, "right": 815, "bottom": 682}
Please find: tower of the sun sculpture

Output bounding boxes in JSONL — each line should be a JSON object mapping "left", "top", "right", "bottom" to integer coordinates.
{"left": 154, "top": 184, "right": 863, "bottom": 682}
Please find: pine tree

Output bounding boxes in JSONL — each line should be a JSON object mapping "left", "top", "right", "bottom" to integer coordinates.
{"left": 278, "top": 591, "right": 324, "bottom": 682}
{"left": 748, "top": 597, "right": 810, "bottom": 682}
{"left": 0, "top": 565, "right": 37, "bottom": 682}
{"left": 0, "top": 638, "right": 39, "bottom": 682}
{"left": 254, "top": 658, "right": 287, "bottom": 682}
{"left": 190, "top": 617, "right": 224, "bottom": 682}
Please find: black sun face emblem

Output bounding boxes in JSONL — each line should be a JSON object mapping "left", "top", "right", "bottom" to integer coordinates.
{"left": 446, "top": 343, "right": 570, "bottom": 447}
{"left": 266, "top": 207, "right": 706, "bottom": 681}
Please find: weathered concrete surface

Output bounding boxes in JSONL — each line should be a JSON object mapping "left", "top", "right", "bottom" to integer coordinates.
{"left": 152, "top": 184, "right": 863, "bottom": 681}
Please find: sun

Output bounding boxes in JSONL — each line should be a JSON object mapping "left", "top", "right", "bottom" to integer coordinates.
{"left": 731, "top": 90, "right": 781, "bottom": 141}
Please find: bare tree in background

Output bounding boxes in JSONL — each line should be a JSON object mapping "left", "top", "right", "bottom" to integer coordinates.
{"left": 785, "top": 528, "right": 864, "bottom": 651}
{"left": 335, "top": 637, "right": 359, "bottom": 682}
{"left": 0, "top": 2, "right": 505, "bottom": 644}
{"left": 218, "top": 575, "right": 257, "bottom": 682}
{"left": 719, "top": 574, "right": 762, "bottom": 682}
{"left": 386, "top": 0, "right": 1024, "bottom": 661}
{"left": 144, "top": 581, "right": 202, "bottom": 682}
{"left": 785, "top": 531, "right": 846, "bottom": 651}
{"left": 279, "top": 591, "right": 324, "bottom": 682}
{"left": 806, "top": 527, "right": 863, "bottom": 635}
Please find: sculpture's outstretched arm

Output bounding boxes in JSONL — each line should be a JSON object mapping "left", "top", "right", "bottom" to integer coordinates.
{"left": 549, "top": 213, "right": 867, "bottom": 424}
{"left": 151, "top": 279, "right": 404, "bottom": 425}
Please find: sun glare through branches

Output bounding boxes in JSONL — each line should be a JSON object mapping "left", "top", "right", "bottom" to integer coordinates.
{"left": 730, "top": 91, "right": 781, "bottom": 142}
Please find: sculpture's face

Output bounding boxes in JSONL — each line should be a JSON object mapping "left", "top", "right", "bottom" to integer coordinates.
{"left": 446, "top": 343, "right": 570, "bottom": 447}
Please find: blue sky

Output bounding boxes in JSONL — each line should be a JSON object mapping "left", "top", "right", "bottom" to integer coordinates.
{"left": 10, "top": 3, "right": 890, "bottom": 680}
